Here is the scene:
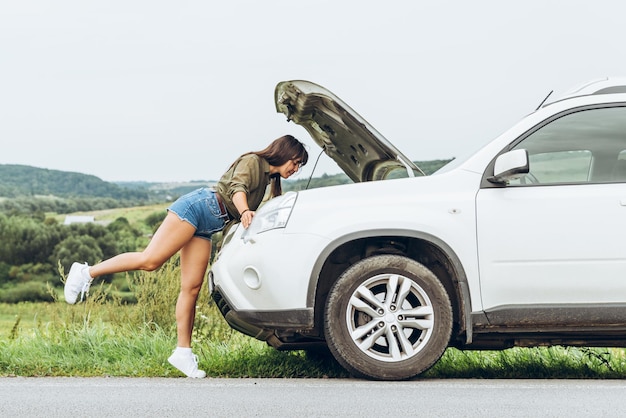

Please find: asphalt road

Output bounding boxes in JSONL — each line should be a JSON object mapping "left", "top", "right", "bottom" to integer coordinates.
{"left": 1, "top": 377, "right": 624, "bottom": 417}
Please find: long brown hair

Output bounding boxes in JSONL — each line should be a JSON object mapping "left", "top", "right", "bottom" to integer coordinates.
{"left": 252, "top": 135, "right": 308, "bottom": 197}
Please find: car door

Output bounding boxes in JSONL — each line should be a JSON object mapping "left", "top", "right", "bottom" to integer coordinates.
{"left": 475, "top": 105, "right": 626, "bottom": 311}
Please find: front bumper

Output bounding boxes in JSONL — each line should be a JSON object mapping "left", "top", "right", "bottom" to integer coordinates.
{"left": 211, "top": 283, "right": 317, "bottom": 348}
{"left": 208, "top": 225, "right": 332, "bottom": 348}
{"left": 209, "top": 224, "right": 330, "bottom": 310}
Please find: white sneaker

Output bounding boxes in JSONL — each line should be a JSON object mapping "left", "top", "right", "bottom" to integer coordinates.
{"left": 64, "top": 262, "right": 93, "bottom": 304}
{"left": 168, "top": 350, "right": 206, "bottom": 378}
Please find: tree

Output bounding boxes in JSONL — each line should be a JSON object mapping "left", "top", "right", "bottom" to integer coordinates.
{"left": 52, "top": 235, "right": 104, "bottom": 275}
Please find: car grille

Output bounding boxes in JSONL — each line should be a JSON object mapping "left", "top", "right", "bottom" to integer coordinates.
{"left": 211, "top": 290, "right": 231, "bottom": 319}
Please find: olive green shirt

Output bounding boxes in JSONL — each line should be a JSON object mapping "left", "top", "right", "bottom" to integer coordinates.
{"left": 215, "top": 154, "right": 270, "bottom": 221}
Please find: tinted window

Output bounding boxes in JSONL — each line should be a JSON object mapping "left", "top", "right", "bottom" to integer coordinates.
{"left": 510, "top": 106, "right": 626, "bottom": 185}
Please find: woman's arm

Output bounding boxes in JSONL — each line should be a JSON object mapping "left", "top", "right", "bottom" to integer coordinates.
{"left": 232, "top": 191, "right": 254, "bottom": 228}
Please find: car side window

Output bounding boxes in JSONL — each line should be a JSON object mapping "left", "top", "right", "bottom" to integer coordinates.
{"left": 509, "top": 106, "right": 626, "bottom": 185}
{"left": 611, "top": 150, "right": 626, "bottom": 182}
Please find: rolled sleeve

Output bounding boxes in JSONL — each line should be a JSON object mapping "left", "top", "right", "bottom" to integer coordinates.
{"left": 225, "top": 155, "right": 259, "bottom": 198}
{"left": 216, "top": 154, "right": 270, "bottom": 219}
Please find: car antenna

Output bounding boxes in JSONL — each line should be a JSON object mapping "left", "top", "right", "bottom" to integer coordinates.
{"left": 535, "top": 90, "right": 554, "bottom": 111}
{"left": 305, "top": 147, "right": 326, "bottom": 190}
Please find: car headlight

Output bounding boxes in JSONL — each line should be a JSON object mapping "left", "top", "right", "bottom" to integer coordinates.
{"left": 242, "top": 191, "right": 297, "bottom": 243}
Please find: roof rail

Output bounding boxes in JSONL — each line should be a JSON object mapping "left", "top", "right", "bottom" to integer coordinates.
{"left": 564, "top": 77, "right": 626, "bottom": 97}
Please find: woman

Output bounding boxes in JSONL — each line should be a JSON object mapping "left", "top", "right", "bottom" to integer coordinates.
{"left": 63, "top": 134, "right": 308, "bottom": 378}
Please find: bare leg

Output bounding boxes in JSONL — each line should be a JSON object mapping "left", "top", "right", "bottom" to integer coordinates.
{"left": 88, "top": 212, "right": 196, "bottom": 278}
{"left": 176, "top": 237, "right": 212, "bottom": 347}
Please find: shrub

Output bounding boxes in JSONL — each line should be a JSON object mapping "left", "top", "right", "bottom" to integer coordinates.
{"left": 127, "top": 258, "right": 181, "bottom": 331}
{"left": 0, "top": 282, "right": 54, "bottom": 303}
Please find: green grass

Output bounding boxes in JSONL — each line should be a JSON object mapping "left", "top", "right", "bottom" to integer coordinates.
{"left": 1, "top": 259, "right": 625, "bottom": 379}
{"left": 427, "top": 346, "right": 626, "bottom": 379}
{"left": 0, "top": 311, "right": 346, "bottom": 378}
{"left": 0, "top": 260, "right": 349, "bottom": 378}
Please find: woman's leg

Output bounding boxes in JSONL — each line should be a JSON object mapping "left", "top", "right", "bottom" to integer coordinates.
{"left": 88, "top": 212, "right": 197, "bottom": 278}
{"left": 176, "top": 236, "right": 212, "bottom": 347}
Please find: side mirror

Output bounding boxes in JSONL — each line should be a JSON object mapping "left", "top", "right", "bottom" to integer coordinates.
{"left": 488, "top": 149, "right": 529, "bottom": 184}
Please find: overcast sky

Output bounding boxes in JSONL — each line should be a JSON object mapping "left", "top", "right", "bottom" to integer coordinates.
{"left": 1, "top": 0, "right": 625, "bottom": 183}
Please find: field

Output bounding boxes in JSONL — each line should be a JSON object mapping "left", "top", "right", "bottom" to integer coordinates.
{"left": 52, "top": 203, "right": 169, "bottom": 233}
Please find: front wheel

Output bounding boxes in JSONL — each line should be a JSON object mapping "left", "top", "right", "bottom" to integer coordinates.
{"left": 324, "top": 254, "right": 452, "bottom": 380}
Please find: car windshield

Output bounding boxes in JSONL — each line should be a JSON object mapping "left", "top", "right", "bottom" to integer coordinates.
{"left": 432, "top": 152, "right": 472, "bottom": 174}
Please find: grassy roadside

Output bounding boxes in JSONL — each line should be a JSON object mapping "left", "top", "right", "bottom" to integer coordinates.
{"left": 0, "top": 305, "right": 347, "bottom": 378}
{"left": 1, "top": 259, "right": 625, "bottom": 379}
{"left": 0, "top": 260, "right": 349, "bottom": 378}
{"left": 3, "top": 298, "right": 625, "bottom": 379}
{"left": 3, "top": 193, "right": 626, "bottom": 380}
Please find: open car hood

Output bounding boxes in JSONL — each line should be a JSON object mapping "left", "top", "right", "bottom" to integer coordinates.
{"left": 275, "top": 80, "right": 423, "bottom": 183}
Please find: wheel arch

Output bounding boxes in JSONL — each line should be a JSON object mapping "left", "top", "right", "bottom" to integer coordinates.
{"left": 308, "top": 229, "right": 473, "bottom": 345}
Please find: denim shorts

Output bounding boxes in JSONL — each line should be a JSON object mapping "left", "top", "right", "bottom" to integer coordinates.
{"left": 167, "top": 188, "right": 228, "bottom": 241}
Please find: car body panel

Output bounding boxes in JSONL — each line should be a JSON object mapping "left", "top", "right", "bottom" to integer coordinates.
{"left": 275, "top": 80, "right": 423, "bottom": 182}
{"left": 212, "top": 171, "right": 482, "bottom": 313}
{"left": 477, "top": 182, "right": 626, "bottom": 307}
{"left": 211, "top": 224, "right": 331, "bottom": 310}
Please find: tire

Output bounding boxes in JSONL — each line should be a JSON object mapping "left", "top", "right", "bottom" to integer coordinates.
{"left": 324, "top": 254, "right": 452, "bottom": 380}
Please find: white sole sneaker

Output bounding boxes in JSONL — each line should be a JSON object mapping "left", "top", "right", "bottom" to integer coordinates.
{"left": 168, "top": 351, "right": 207, "bottom": 378}
{"left": 64, "top": 262, "right": 92, "bottom": 304}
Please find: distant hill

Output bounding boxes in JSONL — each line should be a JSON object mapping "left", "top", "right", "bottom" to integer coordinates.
{"left": 282, "top": 159, "right": 453, "bottom": 191}
{"left": 0, "top": 159, "right": 453, "bottom": 200}
{"left": 416, "top": 159, "right": 454, "bottom": 175}
{"left": 114, "top": 180, "right": 217, "bottom": 199}
{"left": 0, "top": 164, "right": 219, "bottom": 201}
{"left": 0, "top": 164, "right": 152, "bottom": 199}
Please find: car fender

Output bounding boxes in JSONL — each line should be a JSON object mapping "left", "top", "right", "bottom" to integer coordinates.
{"left": 305, "top": 226, "right": 475, "bottom": 343}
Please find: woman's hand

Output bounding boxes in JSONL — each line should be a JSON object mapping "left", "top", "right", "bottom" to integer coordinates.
{"left": 240, "top": 210, "right": 255, "bottom": 229}
{"left": 232, "top": 191, "right": 254, "bottom": 228}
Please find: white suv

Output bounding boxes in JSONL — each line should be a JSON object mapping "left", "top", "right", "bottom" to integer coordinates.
{"left": 209, "top": 78, "right": 626, "bottom": 380}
